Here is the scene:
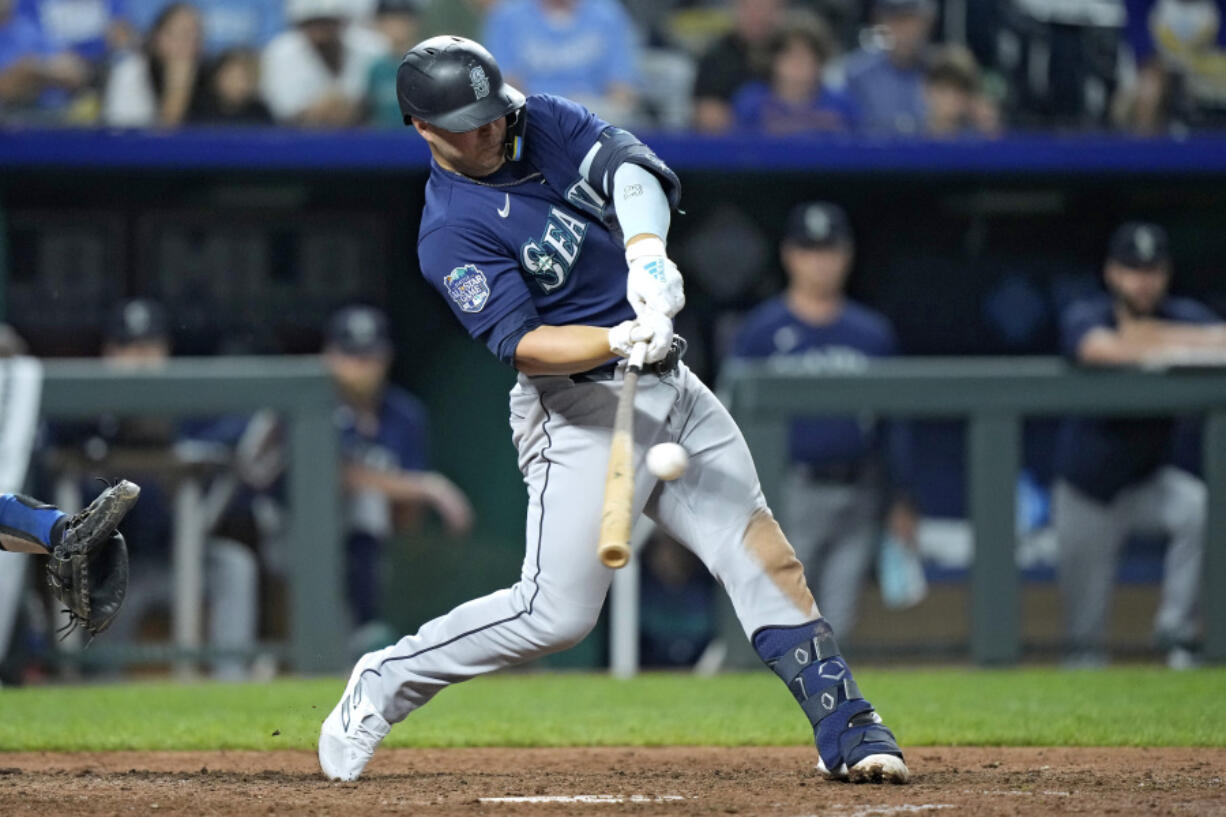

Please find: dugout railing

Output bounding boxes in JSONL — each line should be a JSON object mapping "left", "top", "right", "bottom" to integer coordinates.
{"left": 40, "top": 356, "right": 344, "bottom": 674}
{"left": 715, "top": 356, "right": 1226, "bottom": 667}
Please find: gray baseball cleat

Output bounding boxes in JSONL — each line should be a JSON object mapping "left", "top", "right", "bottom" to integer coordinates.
{"left": 319, "top": 665, "right": 390, "bottom": 781}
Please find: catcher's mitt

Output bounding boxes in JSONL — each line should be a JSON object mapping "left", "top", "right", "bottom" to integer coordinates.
{"left": 46, "top": 480, "right": 140, "bottom": 640}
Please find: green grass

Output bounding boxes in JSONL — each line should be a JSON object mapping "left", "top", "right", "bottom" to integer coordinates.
{"left": 0, "top": 667, "right": 1222, "bottom": 752}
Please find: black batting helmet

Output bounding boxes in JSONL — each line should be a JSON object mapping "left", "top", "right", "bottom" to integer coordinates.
{"left": 397, "top": 36, "right": 525, "bottom": 133}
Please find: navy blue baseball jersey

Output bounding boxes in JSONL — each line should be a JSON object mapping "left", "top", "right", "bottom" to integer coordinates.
{"left": 336, "top": 385, "right": 429, "bottom": 477}
{"left": 418, "top": 94, "right": 636, "bottom": 360}
{"left": 734, "top": 297, "right": 897, "bottom": 467}
{"left": 1056, "top": 293, "right": 1221, "bottom": 502}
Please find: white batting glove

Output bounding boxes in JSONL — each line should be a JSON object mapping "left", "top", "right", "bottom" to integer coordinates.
{"left": 626, "top": 237, "right": 685, "bottom": 318}
{"left": 608, "top": 311, "right": 673, "bottom": 364}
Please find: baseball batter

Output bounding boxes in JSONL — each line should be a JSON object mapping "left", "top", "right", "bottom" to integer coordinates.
{"left": 318, "top": 36, "right": 908, "bottom": 785}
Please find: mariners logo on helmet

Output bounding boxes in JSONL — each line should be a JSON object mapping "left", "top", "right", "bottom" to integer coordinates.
{"left": 469, "top": 65, "right": 490, "bottom": 101}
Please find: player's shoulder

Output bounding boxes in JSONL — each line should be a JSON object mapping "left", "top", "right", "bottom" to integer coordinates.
{"left": 739, "top": 296, "right": 791, "bottom": 335}
{"left": 840, "top": 299, "right": 895, "bottom": 337}
{"left": 1162, "top": 295, "right": 1221, "bottom": 324}
{"left": 418, "top": 170, "right": 494, "bottom": 246}
{"left": 525, "top": 92, "right": 591, "bottom": 126}
{"left": 1061, "top": 292, "right": 1114, "bottom": 324}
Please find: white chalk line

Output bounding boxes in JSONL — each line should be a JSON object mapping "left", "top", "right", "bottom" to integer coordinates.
{"left": 479, "top": 794, "right": 686, "bottom": 804}
{"left": 793, "top": 804, "right": 957, "bottom": 817}
{"left": 961, "top": 785, "right": 1069, "bottom": 790}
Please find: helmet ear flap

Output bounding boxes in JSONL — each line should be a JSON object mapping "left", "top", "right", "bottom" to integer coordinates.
{"left": 504, "top": 108, "right": 527, "bottom": 161}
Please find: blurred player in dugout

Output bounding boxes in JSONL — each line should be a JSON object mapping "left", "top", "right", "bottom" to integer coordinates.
{"left": 1055, "top": 222, "right": 1225, "bottom": 670}
{"left": 323, "top": 305, "right": 473, "bottom": 653}
{"left": 732, "top": 202, "right": 918, "bottom": 637}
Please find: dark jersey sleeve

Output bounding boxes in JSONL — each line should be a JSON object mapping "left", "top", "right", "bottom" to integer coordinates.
{"left": 1060, "top": 298, "right": 1113, "bottom": 360}
{"left": 419, "top": 223, "right": 535, "bottom": 341}
{"left": 1164, "top": 296, "right": 1223, "bottom": 325}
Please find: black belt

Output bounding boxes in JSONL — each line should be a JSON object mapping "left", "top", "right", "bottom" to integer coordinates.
{"left": 570, "top": 335, "right": 688, "bottom": 384}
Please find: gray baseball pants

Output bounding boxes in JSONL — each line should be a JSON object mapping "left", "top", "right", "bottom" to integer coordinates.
{"left": 1055, "top": 467, "right": 1204, "bottom": 653}
{"left": 354, "top": 361, "right": 819, "bottom": 724}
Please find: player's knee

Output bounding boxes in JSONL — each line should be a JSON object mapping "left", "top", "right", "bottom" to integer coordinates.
{"left": 528, "top": 595, "right": 601, "bottom": 652}
{"left": 741, "top": 509, "right": 817, "bottom": 615}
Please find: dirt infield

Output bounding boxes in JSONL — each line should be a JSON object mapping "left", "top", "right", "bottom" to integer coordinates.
{"left": 0, "top": 747, "right": 1222, "bottom": 817}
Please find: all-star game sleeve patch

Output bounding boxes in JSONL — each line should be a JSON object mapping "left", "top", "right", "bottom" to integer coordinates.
{"left": 444, "top": 264, "right": 492, "bottom": 313}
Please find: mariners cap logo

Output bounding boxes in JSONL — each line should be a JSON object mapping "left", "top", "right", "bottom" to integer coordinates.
{"left": 470, "top": 65, "right": 490, "bottom": 101}
{"left": 1134, "top": 227, "right": 1156, "bottom": 263}
{"left": 347, "top": 312, "right": 377, "bottom": 345}
{"left": 805, "top": 207, "right": 831, "bottom": 241}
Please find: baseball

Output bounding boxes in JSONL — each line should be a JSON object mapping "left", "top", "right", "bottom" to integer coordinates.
{"left": 646, "top": 442, "right": 689, "bottom": 481}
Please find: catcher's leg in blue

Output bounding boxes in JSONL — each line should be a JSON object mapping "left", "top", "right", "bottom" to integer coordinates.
{"left": 0, "top": 493, "right": 66, "bottom": 554}
{"left": 754, "top": 618, "right": 909, "bottom": 783}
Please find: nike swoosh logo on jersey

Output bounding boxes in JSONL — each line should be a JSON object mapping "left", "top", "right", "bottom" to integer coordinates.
{"left": 497, "top": 194, "right": 510, "bottom": 218}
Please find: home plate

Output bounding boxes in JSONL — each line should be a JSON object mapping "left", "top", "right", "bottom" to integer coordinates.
{"left": 479, "top": 795, "right": 686, "bottom": 804}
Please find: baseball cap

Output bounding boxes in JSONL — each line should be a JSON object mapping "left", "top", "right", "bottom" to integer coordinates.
{"left": 784, "top": 202, "right": 853, "bottom": 249}
{"left": 326, "top": 305, "right": 392, "bottom": 356}
{"left": 876, "top": 0, "right": 936, "bottom": 14}
{"left": 105, "top": 299, "right": 169, "bottom": 344}
{"left": 1108, "top": 222, "right": 1170, "bottom": 269}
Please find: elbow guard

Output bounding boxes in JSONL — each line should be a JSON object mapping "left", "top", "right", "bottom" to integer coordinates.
{"left": 582, "top": 127, "right": 682, "bottom": 211}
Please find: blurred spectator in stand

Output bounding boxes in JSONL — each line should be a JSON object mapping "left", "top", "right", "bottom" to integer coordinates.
{"left": 364, "top": 0, "right": 420, "bottom": 128}
{"left": 0, "top": 0, "right": 93, "bottom": 123}
{"left": 731, "top": 202, "right": 918, "bottom": 636}
{"left": 842, "top": 0, "right": 935, "bottom": 135}
{"left": 692, "top": 0, "right": 784, "bottom": 133}
{"left": 732, "top": 14, "right": 856, "bottom": 134}
{"left": 1055, "top": 222, "right": 1225, "bottom": 670}
{"left": 420, "top": 0, "right": 496, "bottom": 41}
{"left": 260, "top": 0, "right": 387, "bottom": 127}
{"left": 18, "top": 0, "right": 133, "bottom": 62}
{"left": 324, "top": 306, "right": 474, "bottom": 652}
{"left": 191, "top": 46, "right": 272, "bottom": 123}
{"left": 991, "top": 0, "right": 1122, "bottom": 130}
{"left": 483, "top": 0, "right": 641, "bottom": 126}
{"left": 1118, "top": 0, "right": 1226, "bottom": 134}
{"left": 923, "top": 43, "right": 1000, "bottom": 137}
{"left": 122, "top": 0, "right": 283, "bottom": 55}
{"left": 103, "top": 1, "right": 206, "bottom": 127}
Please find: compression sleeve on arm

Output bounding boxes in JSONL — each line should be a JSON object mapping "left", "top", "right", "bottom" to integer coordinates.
{"left": 611, "top": 163, "right": 671, "bottom": 246}
{"left": 483, "top": 299, "right": 543, "bottom": 367}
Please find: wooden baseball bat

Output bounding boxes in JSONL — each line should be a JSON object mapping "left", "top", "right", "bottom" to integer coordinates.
{"left": 597, "top": 341, "right": 648, "bottom": 569}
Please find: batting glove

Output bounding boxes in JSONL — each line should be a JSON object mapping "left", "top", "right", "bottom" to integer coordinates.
{"left": 608, "top": 310, "right": 674, "bottom": 364}
{"left": 626, "top": 237, "right": 685, "bottom": 318}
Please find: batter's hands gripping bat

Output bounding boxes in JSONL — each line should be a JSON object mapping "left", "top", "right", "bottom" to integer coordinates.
{"left": 597, "top": 341, "right": 648, "bottom": 569}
